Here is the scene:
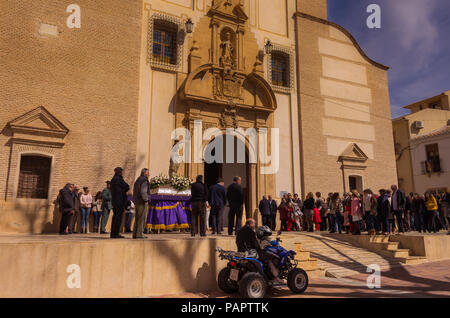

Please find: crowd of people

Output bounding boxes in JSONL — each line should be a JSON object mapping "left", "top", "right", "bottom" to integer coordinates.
{"left": 57, "top": 167, "right": 450, "bottom": 238}
{"left": 259, "top": 185, "right": 450, "bottom": 236}
{"left": 58, "top": 167, "right": 147, "bottom": 239}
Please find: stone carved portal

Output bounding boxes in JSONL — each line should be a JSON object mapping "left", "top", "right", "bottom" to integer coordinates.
{"left": 177, "top": 0, "right": 278, "bottom": 221}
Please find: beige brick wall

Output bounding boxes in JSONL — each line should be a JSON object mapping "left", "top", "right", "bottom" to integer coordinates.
{"left": 0, "top": 0, "right": 143, "bottom": 232}
{"left": 0, "top": 0, "right": 143, "bottom": 200}
{"left": 297, "top": 0, "right": 328, "bottom": 20}
{"left": 295, "top": 14, "right": 398, "bottom": 196}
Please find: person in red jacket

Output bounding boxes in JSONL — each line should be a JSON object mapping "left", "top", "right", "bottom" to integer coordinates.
{"left": 278, "top": 198, "right": 289, "bottom": 231}
{"left": 313, "top": 208, "right": 322, "bottom": 231}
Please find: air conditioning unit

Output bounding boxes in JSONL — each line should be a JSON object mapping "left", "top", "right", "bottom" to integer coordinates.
{"left": 413, "top": 121, "right": 425, "bottom": 129}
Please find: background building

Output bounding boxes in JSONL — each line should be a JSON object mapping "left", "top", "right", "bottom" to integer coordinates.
{"left": 0, "top": 0, "right": 398, "bottom": 233}
{"left": 410, "top": 121, "right": 450, "bottom": 194}
{"left": 393, "top": 91, "right": 450, "bottom": 193}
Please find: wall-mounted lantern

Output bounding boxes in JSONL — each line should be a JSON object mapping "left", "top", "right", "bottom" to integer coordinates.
{"left": 265, "top": 40, "right": 273, "bottom": 54}
{"left": 185, "top": 18, "right": 194, "bottom": 34}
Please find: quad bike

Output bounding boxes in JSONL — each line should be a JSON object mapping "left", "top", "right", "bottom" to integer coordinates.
{"left": 216, "top": 231, "right": 308, "bottom": 298}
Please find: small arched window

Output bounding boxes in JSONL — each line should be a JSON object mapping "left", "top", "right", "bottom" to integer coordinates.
{"left": 17, "top": 155, "right": 51, "bottom": 199}
{"left": 152, "top": 20, "right": 178, "bottom": 65}
{"left": 271, "top": 51, "right": 290, "bottom": 88}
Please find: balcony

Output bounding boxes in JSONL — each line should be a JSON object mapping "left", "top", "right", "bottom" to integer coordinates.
{"left": 421, "top": 158, "right": 442, "bottom": 174}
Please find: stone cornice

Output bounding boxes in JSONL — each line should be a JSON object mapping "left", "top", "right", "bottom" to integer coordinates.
{"left": 293, "top": 12, "right": 389, "bottom": 71}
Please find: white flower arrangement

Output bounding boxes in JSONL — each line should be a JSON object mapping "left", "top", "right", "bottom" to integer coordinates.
{"left": 150, "top": 174, "right": 193, "bottom": 192}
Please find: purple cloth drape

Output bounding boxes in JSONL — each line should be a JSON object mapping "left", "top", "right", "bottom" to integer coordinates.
{"left": 146, "top": 195, "right": 191, "bottom": 230}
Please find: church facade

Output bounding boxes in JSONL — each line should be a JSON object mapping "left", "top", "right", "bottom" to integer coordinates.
{"left": 0, "top": 0, "right": 397, "bottom": 233}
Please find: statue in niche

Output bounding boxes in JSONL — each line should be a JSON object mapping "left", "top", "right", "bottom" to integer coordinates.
{"left": 220, "top": 31, "right": 235, "bottom": 69}
{"left": 169, "top": 139, "right": 181, "bottom": 177}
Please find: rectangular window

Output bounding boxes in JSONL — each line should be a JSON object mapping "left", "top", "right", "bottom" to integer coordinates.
{"left": 271, "top": 52, "right": 289, "bottom": 87}
{"left": 153, "top": 22, "right": 177, "bottom": 65}
{"left": 425, "top": 144, "right": 441, "bottom": 173}
{"left": 17, "top": 156, "right": 51, "bottom": 199}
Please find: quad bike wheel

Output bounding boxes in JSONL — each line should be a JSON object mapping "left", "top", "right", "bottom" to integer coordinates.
{"left": 218, "top": 267, "right": 239, "bottom": 294}
{"left": 287, "top": 268, "right": 308, "bottom": 294}
{"left": 239, "top": 272, "right": 267, "bottom": 298}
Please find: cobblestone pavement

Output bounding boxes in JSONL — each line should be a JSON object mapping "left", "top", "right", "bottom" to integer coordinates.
{"left": 154, "top": 259, "right": 450, "bottom": 298}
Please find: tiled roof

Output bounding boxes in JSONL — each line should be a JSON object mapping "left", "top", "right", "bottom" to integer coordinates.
{"left": 410, "top": 125, "right": 450, "bottom": 142}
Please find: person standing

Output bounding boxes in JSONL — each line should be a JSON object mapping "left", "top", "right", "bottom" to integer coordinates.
{"left": 328, "top": 193, "right": 343, "bottom": 234}
{"left": 303, "top": 193, "right": 315, "bottom": 232}
{"left": 110, "top": 167, "right": 130, "bottom": 239}
{"left": 258, "top": 196, "right": 271, "bottom": 227}
{"left": 80, "top": 187, "right": 93, "bottom": 233}
{"left": 278, "top": 198, "right": 289, "bottom": 231}
{"left": 125, "top": 193, "right": 135, "bottom": 233}
{"left": 391, "top": 185, "right": 406, "bottom": 234}
{"left": 425, "top": 192, "right": 438, "bottom": 233}
{"left": 132, "top": 168, "right": 150, "bottom": 239}
{"left": 315, "top": 192, "right": 326, "bottom": 231}
{"left": 405, "top": 193, "right": 414, "bottom": 232}
{"left": 58, "top": 183, "right": 75, "bottom": 235}
{"left": 412, "top": 193, "right": 426, "bottom": 233}
{"left": 191, "top": 175, "right": 209, "bottom": 237}
{"left": 92, "top": 191, "right": 103, "bottom": 233}
{"left": 363, "top": 189, "right": 378, "bottom": 235}
{"left": 351, "top": 190, "right": 363, "bottom": 235}
{"left": 343, "top": 193, "right": 352, "bottom": 234}
{"left": 268, "top": 195, "right": 278, "bottom": 231}
{"left": 377, "top": 189, "right": 390, "bottom": 235}
{"left": 69, "top": 186, "right": 81, "bottom": 234}
{"left": 226, "top": 176, "right": 244, "bottom": 236}
{"left": 442, "top": 191, "right": 450, "bottom": 234}
{"left": 209, "top": 178, "right": 227, "bottom": 235}
{"left": 100, "top": 181, "right": 112, "bottom": 234}
{"left": 292, "top": 201, "right": 303, "bottom": 231}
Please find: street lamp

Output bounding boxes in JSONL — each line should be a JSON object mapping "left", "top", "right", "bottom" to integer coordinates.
{"left": 185, "top": 18, "right": 194, "bottom": 34}
{"left": 265, "top": 40, "right": 273, "bottom": 54}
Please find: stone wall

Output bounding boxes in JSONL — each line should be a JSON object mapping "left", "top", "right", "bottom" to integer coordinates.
{"left": 0, "top": 0, "right": 143, "bottom": 205}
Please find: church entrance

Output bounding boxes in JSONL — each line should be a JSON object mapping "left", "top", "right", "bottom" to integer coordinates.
{"left": 204, "top": 135, "right": 250, "bottom": 223}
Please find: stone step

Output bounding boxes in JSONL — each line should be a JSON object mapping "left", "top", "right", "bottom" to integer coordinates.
{"left": 296, "top": 258, "right": 319, "bottom": 271}
{"left": 384, "top": 249, "right": 410, "bottom": 259}
{"left": 380, "top": 242, "right": 401, "bottom": 251}
{"left": 399, "top": 256, "right": 428, "bottom": 265}
{"left": 294, "top": 251, "right": 311, "bottom": 261}
{"left": 304, "top": 268, "right": 326, "bottom": 278}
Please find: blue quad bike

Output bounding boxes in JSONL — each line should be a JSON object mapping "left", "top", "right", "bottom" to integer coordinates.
{"left": 216, "top": 232, "right": 309, "bottom": 298}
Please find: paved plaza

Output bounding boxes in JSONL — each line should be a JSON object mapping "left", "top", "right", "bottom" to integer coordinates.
{"left": 156, "top": 259, "right": 450, "bottom": 298}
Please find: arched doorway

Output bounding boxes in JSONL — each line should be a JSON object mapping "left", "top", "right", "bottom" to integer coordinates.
{"left": 204, "top": 135, "right": 250, "bottom": 223}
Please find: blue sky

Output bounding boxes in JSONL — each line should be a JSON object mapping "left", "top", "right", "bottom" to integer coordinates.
{"left": 327, "top": 0, "right": 450, "bottom": 118}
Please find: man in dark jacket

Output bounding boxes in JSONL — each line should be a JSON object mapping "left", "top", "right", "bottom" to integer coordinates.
{"left": 377, "top": 189, "right": 390, "bottom": 234}
{"left": 58, "top": 183, "right": 75, "bottom": 235}
{"left": 236, "top": 219, "right": 261, "bottom": 253}
{"left": 100, "top": 181, "right": 112, "bottom": 234}
{"left": 133, "top": 168, "right": 150, "bottom": 239}
{"left": 69, "top": 186, "right": 81, "bottom": 234}
{"left": 110, "top": 167, "right": 130, "bottom": 239}
{"left": 227, "top": 176, "right": 244, "bottom": 235}
{"left": 258, "top": 196, "right": 271, "bottom": 227}
{"left": 391, "top": 185, "right": 406, "bottom": 233}
{"left": 191, "top": 175, "right": 209, "bottom": 237}
{"left": 268, "top": 195, "right": 278, "bottom": 231}
{"left": 209, "top": 178, "right": 227, "bottom": 235}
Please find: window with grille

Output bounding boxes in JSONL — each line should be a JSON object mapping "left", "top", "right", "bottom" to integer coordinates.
{"left": 17, "top": 155, "right": 51, "bottom": 199}
{"left": 425, "top": 144, "right": 441, "bottom": 173}
{"left": 152, "top": 21, "right": 178, "bottom": 65}
{"left": 271, "top": 52, "right": 290, "bottom": 88}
